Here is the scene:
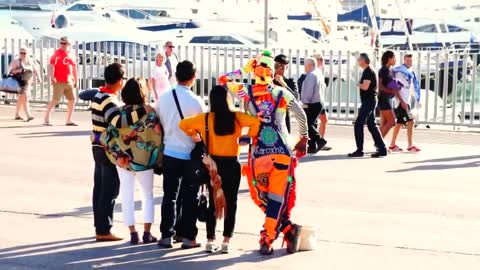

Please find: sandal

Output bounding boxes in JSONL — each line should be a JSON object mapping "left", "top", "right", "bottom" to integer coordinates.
{"left": 66, "top": 122, "right": 78, "bottom": 126}
{"left": 43, "top": 122, "right": 52, "bottom": 126}
{"left": 130, "top": 232, "right": 139, "bottom": 245}
{"left": 142, "top": 232, "right": 158, "bottom": 244}
{"left": 14, "top": 116, "right": 23, "bottom": 120}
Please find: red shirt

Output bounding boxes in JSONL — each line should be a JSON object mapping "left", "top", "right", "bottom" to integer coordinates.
{"left": 50, "top": 49, "right": 76, "bottom": 83}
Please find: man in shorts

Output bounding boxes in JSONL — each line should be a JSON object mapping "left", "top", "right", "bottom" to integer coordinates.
{"left": 389, "top": 54, "right": 421, "bottom": 152}
{"left": 43, "top": 36, "right": 78, "bottom": 126}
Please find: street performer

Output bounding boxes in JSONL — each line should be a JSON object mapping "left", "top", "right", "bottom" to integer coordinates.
{"left": 219, "top": 49, "right": 309, "bottom": 255}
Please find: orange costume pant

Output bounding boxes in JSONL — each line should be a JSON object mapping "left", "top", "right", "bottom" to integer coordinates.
{"left": 243, "top": 152, "right": 297, "bottom": 243}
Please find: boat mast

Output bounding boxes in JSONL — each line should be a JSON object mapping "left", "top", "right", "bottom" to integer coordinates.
{"left": 310, "top": 0, "right": 329, "bottom": 43}
{"left": 394, "top": 0, "right": 414, "bottom": 51}
{"left": 365, "top": 0, "right": 382, "bottom": 49}
{"left": 264, "top": 0, "right": 269, "bottom": 48}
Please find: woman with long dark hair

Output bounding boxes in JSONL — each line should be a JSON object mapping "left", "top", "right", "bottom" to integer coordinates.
{"left": 102, "top": 78, "right": 161, "bottom": 245}
{"left": 179, "top": 85, "right": 260, "bottom": 254}
{"left": 378, "top": 50, "right": 401, "bottom": 137}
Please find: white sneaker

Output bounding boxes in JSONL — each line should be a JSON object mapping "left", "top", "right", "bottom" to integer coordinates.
{"left": 221, "top": 242, "right": 231, "bottom": 254}
{"left": 205, "top": 242, "right": 219, "bottom": 253}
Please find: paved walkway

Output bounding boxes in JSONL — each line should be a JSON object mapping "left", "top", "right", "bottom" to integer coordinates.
{"left": 0, "top": 105, "right": 480, "bottom": 270}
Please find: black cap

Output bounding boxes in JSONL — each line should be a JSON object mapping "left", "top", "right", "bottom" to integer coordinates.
{"left": 274, "top": 54, "right": 289, "bottom": 65}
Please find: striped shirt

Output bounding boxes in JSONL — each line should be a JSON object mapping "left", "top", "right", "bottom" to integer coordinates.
{"left": 90, "top": 87, "right": 147, "bottom": 145}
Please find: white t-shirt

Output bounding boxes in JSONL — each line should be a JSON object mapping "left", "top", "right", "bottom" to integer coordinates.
{"left": 151, "top": 65, "right": 171, "bottom": 97}
{"left": 394, "top": 69, "right": 412, "bottom": 108}
{"left": 155, "top": 85, "right": 206, "bottom": 160}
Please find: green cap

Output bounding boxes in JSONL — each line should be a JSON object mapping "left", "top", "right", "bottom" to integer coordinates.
{"left": 259, "top": 49, "right": 274, "bottom": 70}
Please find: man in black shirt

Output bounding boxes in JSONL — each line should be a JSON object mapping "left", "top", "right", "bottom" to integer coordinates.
{"left": 273, "top": 54, "right": 299, "bottom": 133}
{"left": 348, "top": 53, "right": 387, "bottom": 158}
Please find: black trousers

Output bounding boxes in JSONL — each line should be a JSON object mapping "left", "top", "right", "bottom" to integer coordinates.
{"left": 206, "top": 157, "right": 241, "bottom": 239}
{"left": 354, "top": 98, "right": 386, "bottom": 152}
{"left": 160, "top": 155, "right": 200, "bottom": 241}
{"left": 304, "top": 103, "right": 324, "bottom": 149}
{"left": 92, "top": 146, "right": 120, "bottom": 235}
{"left": 285, "top": 110, "right": 291, "bottom": 133}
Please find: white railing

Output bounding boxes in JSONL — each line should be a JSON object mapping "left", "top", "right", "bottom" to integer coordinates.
{"left": 1, "top": 38, "right": 479, "bottom": 128}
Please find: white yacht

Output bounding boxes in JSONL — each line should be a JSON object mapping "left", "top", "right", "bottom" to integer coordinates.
{"left": 11, "top": 0, "right": 200, "bottom": 38}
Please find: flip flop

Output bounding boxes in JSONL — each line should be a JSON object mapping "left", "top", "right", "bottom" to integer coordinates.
{"left": 66, "top": 122, "right": 78, "bottom": 126}
{"left": 43, "top": 122, "right": 52, "bottom": 126}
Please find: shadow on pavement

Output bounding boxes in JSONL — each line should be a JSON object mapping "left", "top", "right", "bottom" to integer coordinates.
{"left": 387, "top": 161, "right": 480, "bottom": 173}
{"left": 0, "top": 237, "right": 276, "bottom": 270}
{"left": 404, "top": 155, "right": 480, "bottom": 164}
{"left": 38, "top": 197, "right": 164, "bottom": 219}
{"left": 0, "top": 124, "right": 47, "bottom": 129}
{"left": 301, "top": 154, "right": 352, "bottom": 162}
{"left": 16, "top": 130, "right": 91, "bottom": 138}
{"left": 0, "top": 237, "right": 94, "bottom": 256}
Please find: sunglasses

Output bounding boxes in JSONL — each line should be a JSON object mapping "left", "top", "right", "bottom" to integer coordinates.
{"left": 60, "top": 42, "right": 68, "bottom": 45}
{"left": 20, "top": 52, "right": 26, "bottom": 55}
{"left": 167, "top": 45, "right": 174, "bottom": 48}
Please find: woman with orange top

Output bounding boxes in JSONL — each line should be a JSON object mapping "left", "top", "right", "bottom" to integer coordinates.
{"left": 179, "top": 85, "right": 260, "bottom": 254}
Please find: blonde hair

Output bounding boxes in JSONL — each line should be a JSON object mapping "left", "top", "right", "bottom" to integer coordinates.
{"left": 155, "top": 51, "right": 166, "bottom": 64}
{"left": 312, "top": 53, "right": 323, "bottom": 61}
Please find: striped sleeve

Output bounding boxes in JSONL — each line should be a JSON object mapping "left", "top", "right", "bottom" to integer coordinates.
{"left": 288, "top": 99, "right": 308, "bottom": 137}
{"left": 110, "top": 105, "right": 147, "bottom": 128}
{"left": 226, "top": 82, "right": 249, "bottom": 101}
{"left": 102, "top": 97, "right": 121, "bottom": 125}
{"left": 272, "top": 86, "right": 308, "bottom": 137}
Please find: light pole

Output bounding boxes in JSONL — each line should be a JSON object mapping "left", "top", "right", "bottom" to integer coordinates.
{"left": 264, "top": 0, "right": 268, "bottom": 48}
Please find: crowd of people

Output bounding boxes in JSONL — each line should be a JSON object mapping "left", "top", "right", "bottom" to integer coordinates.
{"left": 5, "top": 37, "right": 422, "bottom": 255}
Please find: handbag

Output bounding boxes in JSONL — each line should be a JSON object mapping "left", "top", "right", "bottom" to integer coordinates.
{"left": 197, "top": 185, "right": 208, "bottom": 223}
{"left": 0, "top": 59, "right": 27, "bottom": 94}
{"left": 153, "top": 122, "right": 165, "bottom": 175}
{"left": 0, "top": 76, "right": 21, "bottom": 94}
{"left": 172, "top": 89, "right": 210, "bottom": 185}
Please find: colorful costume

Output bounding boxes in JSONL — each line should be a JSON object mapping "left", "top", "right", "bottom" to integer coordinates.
{"left": 219, "top": 50, "right": 309, "bottom": 255}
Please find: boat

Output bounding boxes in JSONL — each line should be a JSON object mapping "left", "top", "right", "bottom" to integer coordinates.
{"left": 11, "top": 0, "right": 200, "bottom": 38}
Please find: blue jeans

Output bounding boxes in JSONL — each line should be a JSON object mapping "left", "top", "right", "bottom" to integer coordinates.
{"left": 354, "top": 99, "right": 386, "bottom": 152}
{"left": 92, "top": 146, "right": 120, "bottom": 235}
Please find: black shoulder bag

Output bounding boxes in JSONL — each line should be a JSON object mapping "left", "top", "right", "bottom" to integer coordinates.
{"left": 172, "top": 89, "right": 210, "bottom": 185}
{"left": 13, "top": 59, "right": 27, "bottom": 88}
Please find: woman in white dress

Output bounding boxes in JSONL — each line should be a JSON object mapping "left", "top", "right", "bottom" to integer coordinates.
{"left": 148, "top": 51, "right": 171, "bottom": 102}
{"left": 9, "top": 47, "right": 40, "bottom": 121}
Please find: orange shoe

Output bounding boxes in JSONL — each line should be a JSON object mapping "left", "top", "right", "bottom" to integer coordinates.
{"left": 96, "top": 233, "right": 123, "bottom": 242}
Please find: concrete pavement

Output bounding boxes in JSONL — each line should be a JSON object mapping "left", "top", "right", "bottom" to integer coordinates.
{"left": 0, "top": 105, "right": 480, "bottom": 270}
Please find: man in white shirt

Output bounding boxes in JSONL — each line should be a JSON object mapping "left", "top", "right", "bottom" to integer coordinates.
{"left": 389, "top": 54, "right": 420, "bottom": 152}
{"left": 149, "top": 51, "right": 171, "bottom": 101}
{"left": 164, "top": 41, "right": 179, "bottom": 86}
{"left": 301, "top": 57, "right": 328, "bottom": 153}
{"left": 156, "top": 60, "right": 206, "bottom": 249}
